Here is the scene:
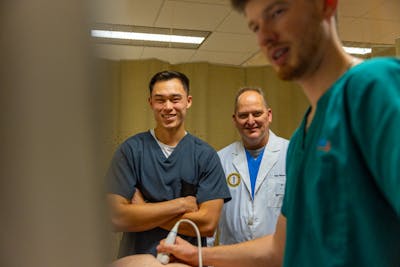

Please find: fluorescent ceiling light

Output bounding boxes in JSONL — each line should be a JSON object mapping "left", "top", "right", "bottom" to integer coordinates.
{"left": 91, "top": 29, "right": 205, "bottom": 44}
{"left": 343, "top": 46, "right": 372, "bottom": 55}
{"left": 90, "top": 24, "right": 209, "bottom": 49}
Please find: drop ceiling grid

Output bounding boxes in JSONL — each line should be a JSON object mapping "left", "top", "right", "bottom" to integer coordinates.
{"left": 199, "top": 32, "right": 258, "bottom": 52}
{"left": 216, "top": 11, "right": 253, "bottom": 34}
{"left": 93, "top": 0, "right": 164, "bottom": 26}
{"left": 363, "top": 0, "right": 400, "bottom": 21}
{"left": 338, "top": 0, "right": 384, "bottom": 18}
{"left": 141, "top": 46, "right": 197, "bottom": 64}
{"left": 155, "top": 0, "right": 231, "bottom": 30}
{"left": 93, "top": 44, "right": 144, "bottom": 60}
{"left": 190, "top": 49, "right": 254, "bottom": 66}
{"left": 92, "top": 0, "right": 400, "bottom": 66}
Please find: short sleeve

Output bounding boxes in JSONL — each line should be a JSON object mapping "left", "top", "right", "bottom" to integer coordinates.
{"left": 346, "top": 59, "right": 400, "bottom": 216}
{"left": 105, "top": 144, "right": 137, "bottom": 199}
{"left": 196, "top": 148, "right": 231, "bottom": 204}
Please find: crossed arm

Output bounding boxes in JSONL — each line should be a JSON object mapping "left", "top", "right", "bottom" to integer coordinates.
{"left": 107, "top": 189, "right": 224, "bottom": 237}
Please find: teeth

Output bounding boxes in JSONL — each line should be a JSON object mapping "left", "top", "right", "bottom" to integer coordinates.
{"left": 273, "top": 50, "right": 283, "bottom": 60}
{"left": 273, "top": 48, "right": 287, "bottom": 60}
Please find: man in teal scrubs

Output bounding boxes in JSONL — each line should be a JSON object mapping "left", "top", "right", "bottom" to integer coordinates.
{"left": 157, "top": 0, "right": 400, "bottom": 266}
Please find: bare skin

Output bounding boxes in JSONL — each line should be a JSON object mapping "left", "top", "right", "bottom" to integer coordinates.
{"left": 110, "top": 254, "right": 191, "bottom": 267}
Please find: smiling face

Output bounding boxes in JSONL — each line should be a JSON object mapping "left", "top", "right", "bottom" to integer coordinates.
{"left": 148, "top": 78, "right": 192, "bottom": 132}
{"left": 245, "top": 0, "right": 325, "bottom": 81}
{"left": 233, "top": 90, "right": 272, "bottom": 149}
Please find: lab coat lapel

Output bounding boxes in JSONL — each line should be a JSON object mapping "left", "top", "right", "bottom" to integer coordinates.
{"left": 232, "top": 142, "right": 252, "bottom": 195}
{"left": 255, "top": 131, "right": 280, "bottom": 194}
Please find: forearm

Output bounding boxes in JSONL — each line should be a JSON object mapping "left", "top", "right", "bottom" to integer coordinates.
{"left": 204, "top": 235, "right": 281, "bottom": 267}
{"left": 109, "top": 195, "right": 188, "bottom": 232}
{"left": 180, "top": 209, "right": 216, "bottom": 236}
{"left": 205, "top": 215, "right": 286, "bottom": 267}
{"left": 159, "top": 199, "right": 223, "bottom": 237}
{"left": 157, "top": 215, "right": 286, "bottom": 267}
{"left": 158, "top": 210, "right": 212, "bottom": 237}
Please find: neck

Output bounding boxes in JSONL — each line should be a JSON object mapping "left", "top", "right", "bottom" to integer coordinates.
{"left": 296, "top": 17, "right": 359, "bottom": 109}
{"left": 297, "top": 45, "right": 359, "bottom": 129}
{"left": 154, "top": 126, "right": 186, "bottom": 146}
{"left": 299, "top": 51, "right": 354, "bottom": 107}
{"left": 243, "top": 131, "right": 269, "bottom": 150}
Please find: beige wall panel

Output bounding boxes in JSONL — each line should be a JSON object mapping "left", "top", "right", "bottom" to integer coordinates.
{"left": 371, "top": 46, "right": 396, "bottom": 57}
{"left": 173, "top": 63, "right": 211, "bottom": 141}
{"left": 96, "top": 59, "right": 122, "bottom": 152}
{"left": 206, "top": 65, "right": 244, "bottom": 150}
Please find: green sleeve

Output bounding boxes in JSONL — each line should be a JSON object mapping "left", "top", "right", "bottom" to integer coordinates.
{"left": 346, "top": 59, "right": 400, "bottom": 217}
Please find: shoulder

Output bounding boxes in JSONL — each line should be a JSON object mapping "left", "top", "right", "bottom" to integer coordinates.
{"left": 346, "top": 57, "right": 400, "bottom": 87}
{"left": 269, "top": 131, "right": 289, "bottom": 146}
{"left": 325, "top": 58, "right": 400, "bottom": 113}
{"left": 185, "top": 133, "right": 215, "bottom": 152}
{"left": 119, "top": 131, "right": 152, "bottom": 152}
{"left": 352, "top": 57, "right": 399, "bottom": 73}
{"left": 217, "top": 141, "right": 242, "bottom": 157}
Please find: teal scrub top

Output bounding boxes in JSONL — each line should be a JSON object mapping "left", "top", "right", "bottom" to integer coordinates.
{"left": 282, "top": 58, "right": 400, "bottom": 267}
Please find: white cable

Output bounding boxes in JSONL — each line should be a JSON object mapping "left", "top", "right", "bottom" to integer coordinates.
{"left": 177, "top": 219, "right": 203, "bottom": 267}
{"left": 156, "top": 218, "right": 203, "bottom": 267}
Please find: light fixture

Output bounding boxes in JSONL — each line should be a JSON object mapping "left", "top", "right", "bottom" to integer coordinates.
{"left": 343, "top": 46, "right": 372, "bottom": 55}
{"left": 91, "top": 30, "right": 205, "bottom": 44}
{"left": 91, "top": 23, "right": 209, "bottom": 49}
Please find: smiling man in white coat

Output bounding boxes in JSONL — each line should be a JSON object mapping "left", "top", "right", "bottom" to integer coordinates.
{"left": 214, "top": 87, "right": 288, "bottom": 245}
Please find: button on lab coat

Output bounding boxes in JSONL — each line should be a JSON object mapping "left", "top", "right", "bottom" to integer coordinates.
{"left": 216, "top": 131, "right": 288, "bottom": 245}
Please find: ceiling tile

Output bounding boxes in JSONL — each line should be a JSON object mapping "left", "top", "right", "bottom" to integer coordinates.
{"left": 338, "top": 0, "right": 382, "bottom": 18}
{"left": 363, "top": 0, "right": 400, "bottom": 21}
{"left": 217, "top": 11, "right": 252, "bottom": 34}
{"left": 376, "top": 21, "right": 400, "bottom": 44}
{"left": 339, "top": 16, "right": 400, "bottom": 45}
{"left": 200, "top": 32, "right": 258, "bottom": 53}
{"left": 242, "top": 51, "right": 270, "bottom": 66}
{"left": 93, "top": 0, "right": 163, "bottom": 26}
{"left": 141, "top": 47, "right": 196, "bottom": 64}
{"left": 93, "top": 44, "right": 144, "bottom": 60}
{"left": 91, "top": 0, "right": 400, "bottom": 66}
{"left": 190, "top": 50, "right": 252, "bottom": 65}
{"left": 155, "top": 0, "right": 231, "bottom": 30}
{"left": 339, "top": 17, "right": 363, "bottom": 43}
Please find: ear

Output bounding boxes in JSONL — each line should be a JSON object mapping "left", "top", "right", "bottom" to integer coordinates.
{"left": 323, "top": 0, "right": 338, "bottom": 18}
{"left": 186, "top": 95, "right": 193, "bottom": 108}
{"left": 267, "top": 108, "right": 273, "bottom": 123}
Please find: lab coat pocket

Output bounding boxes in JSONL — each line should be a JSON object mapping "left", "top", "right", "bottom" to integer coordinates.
{"left": 266, "top": 177, "right": 286, "bottom": 208}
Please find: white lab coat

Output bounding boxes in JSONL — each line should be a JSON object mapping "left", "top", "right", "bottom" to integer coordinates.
{"left": 215, "top": 130, "right": 288, "bottom": 245}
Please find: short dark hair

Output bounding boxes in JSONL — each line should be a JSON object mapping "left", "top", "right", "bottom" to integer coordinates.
{"left": 234, "top": 87, "right": 269, "bottom": 113}
{"left": 230, "top": 0, "right": 250, "bottom": 13}
{"left": 148, "top": 70, "right": 190, "bottom": 95}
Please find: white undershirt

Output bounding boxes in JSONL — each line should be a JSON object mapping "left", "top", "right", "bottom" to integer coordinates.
{"left": 150, "top": 129, "right": 187, "bottom": 158}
